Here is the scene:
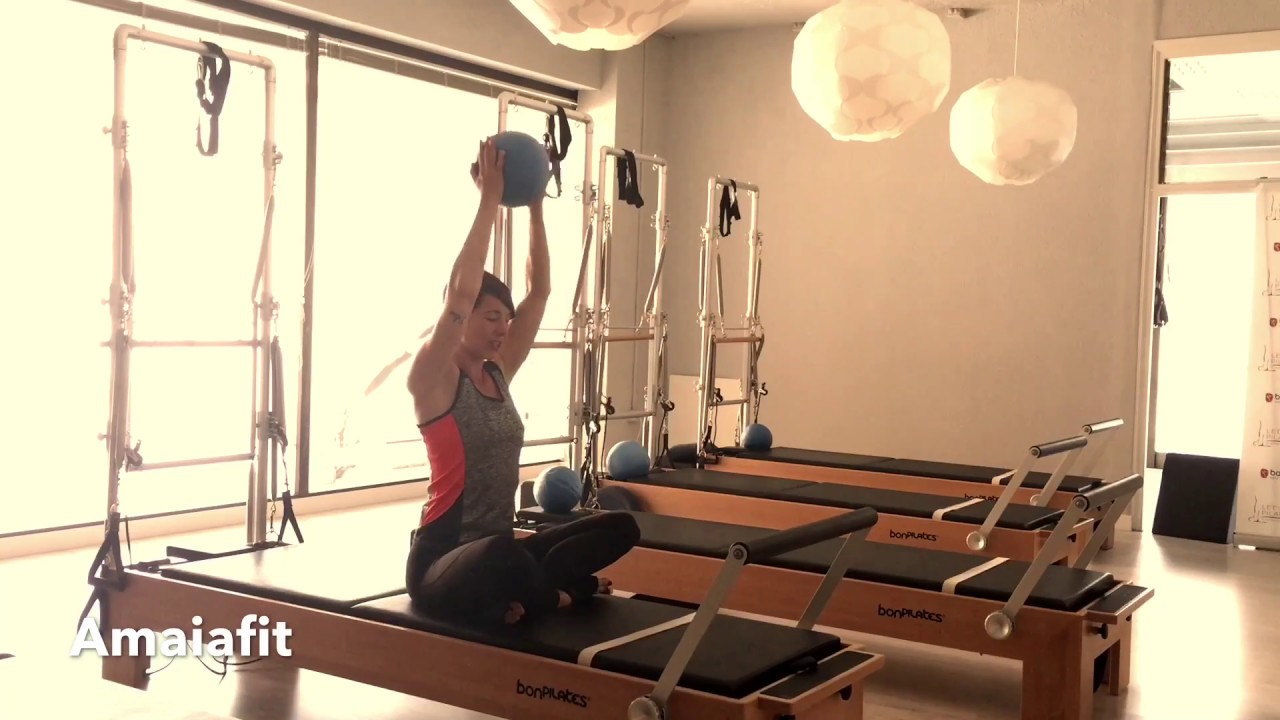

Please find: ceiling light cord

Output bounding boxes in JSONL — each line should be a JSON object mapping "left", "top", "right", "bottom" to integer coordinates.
{"left": 1013, "top": 0, "right": 1022, "bottom": 76}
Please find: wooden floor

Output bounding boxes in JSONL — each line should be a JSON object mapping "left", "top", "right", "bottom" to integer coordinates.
{"left": 3, "top": 500, "right": 1279, "bottom": 720}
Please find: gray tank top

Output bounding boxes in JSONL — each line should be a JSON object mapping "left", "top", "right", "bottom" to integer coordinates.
{"left": 416, "top": 361, "right": 526, "bottom": 548}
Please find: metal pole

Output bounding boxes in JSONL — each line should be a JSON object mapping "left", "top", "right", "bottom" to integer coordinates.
{"left": 695, "top": 177, "right": 718, "bottom": 460}
{"left": 741, "top": 187, "right": 761, "bottom": 437}
{"left": 296, "top": 29, "right": 319, "bottom": 498}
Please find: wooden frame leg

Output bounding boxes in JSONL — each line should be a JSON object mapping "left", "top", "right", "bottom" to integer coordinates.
{"left": 1105, "top": 622, "right": 1132, "bottom": 695}
{"left": 1021, "top": 627, "right": 1092, "bottom": 720}
{"left": 101, "top": 653, "right": 149, "bottom": 689}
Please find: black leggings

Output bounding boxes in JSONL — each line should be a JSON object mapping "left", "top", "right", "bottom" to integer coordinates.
{"left": 409, "top": 511, "right": 640, "bottom": 626}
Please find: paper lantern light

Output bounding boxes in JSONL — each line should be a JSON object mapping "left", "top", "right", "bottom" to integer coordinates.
{"left": 508, "top": 0, "right": 691, "bottom": 52}
{"left": 949, "top": 76, "right": 1078, "bottom": 186}
{"left": 791, "top": 0, "right": 952, "bottom": 142}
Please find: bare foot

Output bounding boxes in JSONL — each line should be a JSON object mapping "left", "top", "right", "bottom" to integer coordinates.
{"left": 504, "top": 601, "right": 525, "bottom": 624}
{"left": 598, "top": 577, "right": 614, "bottom": 594}
{"left": 557, "top": 591, "right": 573, "bottom": 609}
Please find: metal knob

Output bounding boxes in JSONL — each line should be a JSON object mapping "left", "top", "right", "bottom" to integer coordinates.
{"left": 628, "top": 696, "right": 663, "bottom": 720}
{"left": 966, "top": 531, "right": 987, "bottom": 551}
{"left": 985, "top": 611, "right": 1013, "bottom": 640}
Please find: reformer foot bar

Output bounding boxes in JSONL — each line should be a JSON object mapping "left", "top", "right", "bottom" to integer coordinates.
{"left": 96, "top": 512, "right": 885, "bottom": 720}
{"left": 100, "top": 25, "right": 294, "bottom": 559}
{"left": 584, "top": 147, "right": 673, "bottom": 479}
{"left": 519, "top": 474, "right": 1151, "bottom": 720}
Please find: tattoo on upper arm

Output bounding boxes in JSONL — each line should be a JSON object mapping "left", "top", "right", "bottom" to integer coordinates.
{"left": 448, "top": 311, "right": 465, "bottom": 325}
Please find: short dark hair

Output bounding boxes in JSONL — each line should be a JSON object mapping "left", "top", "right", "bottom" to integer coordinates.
{"left": 478, "top": 271, "right": 516, "bottom": 317}
{"left": 444, "top": 271, "right": 515, "bottom": 317}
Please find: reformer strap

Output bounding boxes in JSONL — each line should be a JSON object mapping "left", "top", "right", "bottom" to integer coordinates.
{"left": 931, "top": 497, "right": 983, "bottom": 520}
{"left": 543, "top": 106, "right": 571, "bottom": 199}
{"left": 195, "top": 41, "right": 231, "bottom": 157}
{"left": 576, "top": 614, "right": 695, "bottom": 666}
{"left": 616, "top": 151, "right": 644, "bottom": 208}
{"left": 77, "top": 512, "right": 131, "bottom": 628}
{"left": 991, "top": 470, "right": 1014, "bottom": 485}
{"left": 718, "top": 181, "right": 741, "bottom": 237}
{"left": 941, "top": 557, "right": 1007, "bottom": 594}
{"left": 267, "top": 337, "right": 302, "bottom": 544}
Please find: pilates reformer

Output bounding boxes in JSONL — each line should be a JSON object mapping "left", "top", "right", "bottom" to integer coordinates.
{"left": 518, "top": 473, "right": 1152, "bottom": 720}
{"left": 707, "top": 419, "right": 1125, "bottom": 516}
{"left": 584, "top": 178, "right": 1099, "bottom": 563}
{"left": 685, "top": 175, "right": 1134, "bottom": 532}
{"left": 86, "top": 56, "right": 886, "bottom": 719}
{"left": 95, "top": 511, "right": 886, "bottom": 720}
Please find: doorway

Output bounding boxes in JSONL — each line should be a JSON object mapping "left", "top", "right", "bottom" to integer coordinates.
{"left": 1150, "top": 192, "right": 1257, "bottom": 461}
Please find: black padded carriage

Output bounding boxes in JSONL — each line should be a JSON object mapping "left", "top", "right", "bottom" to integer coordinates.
{"left": 731, "top": 447, "right": 1102, "bottom": 493}
{"left": 519, "top": 509, "right": 1117, "bottom": 613}
{"left": 627, "top": 467, "right": 1065, "bottom": 531}
{"left": 158, "top": 544, "right": 849, "bottom": 698}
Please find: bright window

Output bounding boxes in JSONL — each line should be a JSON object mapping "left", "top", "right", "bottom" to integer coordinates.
{"left": 308, "top": 56, "right": 585, "bottom": 491}
{"left": 0, "top": 0, "right": 305, "bottom": 533}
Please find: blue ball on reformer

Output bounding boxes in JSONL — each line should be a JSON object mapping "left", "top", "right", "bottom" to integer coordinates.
{"left": 607, "top": 441, "right": 651, "bottom": 480}
{"left": 742, "top": 423, "right": 773, "bottom": 451}
{"left": 534, "top": 465, "right": 581, "bottom": 514}
{"left": 489, "top": 131, "right": 551, "bottom": 208}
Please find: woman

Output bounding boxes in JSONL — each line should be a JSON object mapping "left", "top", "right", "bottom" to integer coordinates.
{"left": 405, "top": 138, "right": 639, "bottom": 626}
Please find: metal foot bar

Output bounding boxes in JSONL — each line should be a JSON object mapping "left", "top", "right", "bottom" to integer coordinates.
{"left": 106, "top": 25, "right": 280, "bottom": 550}
{"left": 967, "top": 434, "right": 1088, "bottom": 552}
{"left": 1066, "top": 417, "right": 1125, "bottom": 491}
{"left": 696, "top": 176, "right": 765, "bottom": 462}
{"left": 495, "top": 92, "right": 595, "bottom": 474}
{"left": 628, "top": 508, "right": 879, "bottom": 720}
{"left": 586, "top": 147, "right": 670, "bottom": 473}
{"left": 1029, "top": 417, "right": 1124, "bottom": 506}
{"left": 983, "top": 473, "right": 1144, "bottom": 639}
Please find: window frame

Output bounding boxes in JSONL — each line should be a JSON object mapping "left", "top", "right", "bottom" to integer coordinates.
{"left": 3, "top": 0, "right": 583, "bottom": 537}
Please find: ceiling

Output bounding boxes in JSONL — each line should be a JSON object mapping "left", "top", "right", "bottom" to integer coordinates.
{"left": 663, "top": 0, "right": 1021, "bottom": 34}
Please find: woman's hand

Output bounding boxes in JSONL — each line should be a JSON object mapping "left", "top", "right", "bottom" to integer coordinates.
{"left": 474, "top": 138, "right": 505, "bottom": 204}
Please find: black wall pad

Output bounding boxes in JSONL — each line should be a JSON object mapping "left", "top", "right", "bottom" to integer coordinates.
{"left": 1152, "top": 453, "right": 1239, "bottom": 544}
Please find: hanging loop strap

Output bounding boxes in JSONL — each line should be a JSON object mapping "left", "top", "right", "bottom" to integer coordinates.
{"left": 719, "top": 181, "right": 741, "bottom": 237}
{"left": 543, "top": 106, "right": 571, "bottom": 199}
{"left": 194, "top": 41, "right": 231, "bottom": 157}
{"left": 616, "top": 150, "right": 644, "bottom": 208}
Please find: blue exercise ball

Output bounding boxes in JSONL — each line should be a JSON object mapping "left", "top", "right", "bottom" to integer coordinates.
{"left": 492, "top": 131, "right": 551, "bottom": 208}
{"left": 534, "top": 465, "right": 581, "bottom": 514}
{"left": 742, "top": 423, "right": 773, "bottom": 451}
{"left": 607, "top": 441, "right": 651, "bottom": 480}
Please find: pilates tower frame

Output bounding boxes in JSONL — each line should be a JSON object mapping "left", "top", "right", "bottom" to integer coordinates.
{"left": 696, "top": 177, "right": 765, "bottom": 462}
{"left": 103, "top": 25, "right": 283, "bottom": 548}
{"left": 494, "top": 94, "right": 672, "bottom": 478}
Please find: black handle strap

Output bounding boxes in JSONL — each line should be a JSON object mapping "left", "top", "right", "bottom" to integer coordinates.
{"left": 616, "top": 150, "right": 644, "bottom": 208}
{"left": 543, "top": 106, "right": 571, "bottom": 199}
{"left": 77, "top": 512, "right": 130, "bottom": 629}
{"left": 195, "top": 41, "right": 231, "bottom": 157}
{"left": 719, "top": 181, "right": 741, "bottom": 237}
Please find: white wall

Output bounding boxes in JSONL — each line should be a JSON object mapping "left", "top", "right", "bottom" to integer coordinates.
{"left": 657, "top": 0, "right": 1280, "bottom": 481}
